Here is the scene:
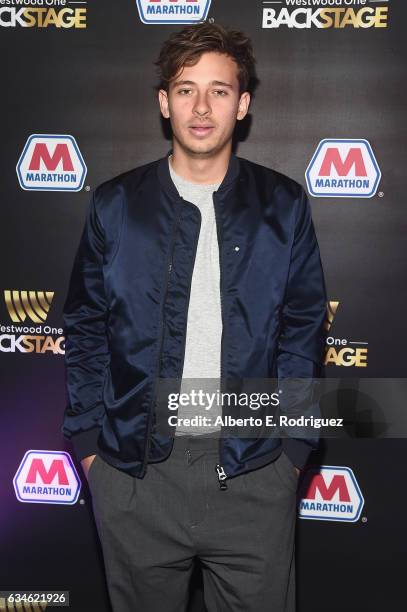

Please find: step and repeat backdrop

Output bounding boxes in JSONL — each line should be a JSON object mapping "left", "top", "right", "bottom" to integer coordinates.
{"left": 2, "top": 1, "right": 406, "bottom": 611}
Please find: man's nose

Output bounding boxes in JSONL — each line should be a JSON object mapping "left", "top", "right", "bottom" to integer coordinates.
{"left": 193, "top": 92, "right": 211, "bottom": 116}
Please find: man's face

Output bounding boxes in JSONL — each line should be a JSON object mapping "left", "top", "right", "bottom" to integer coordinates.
{"left": 158, "top": 51, "right": 250, "bottom": 158}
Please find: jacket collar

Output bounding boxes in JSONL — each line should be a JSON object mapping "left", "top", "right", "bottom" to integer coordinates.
{"left": 157, "top": 148, "right": 240, "bottom": 199}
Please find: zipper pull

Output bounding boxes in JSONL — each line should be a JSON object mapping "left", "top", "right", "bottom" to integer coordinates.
{"left": 215, "top": 464, "right": 228, "bottom": 490}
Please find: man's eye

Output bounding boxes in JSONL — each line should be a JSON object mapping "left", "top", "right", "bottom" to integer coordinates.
{"left": 213, "top": 90, "right": 227, "bottom": 96}
{"left": 178, "top": 89, "right": 192, "bottom": 95}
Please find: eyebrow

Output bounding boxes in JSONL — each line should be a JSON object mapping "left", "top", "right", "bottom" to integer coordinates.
{"left": 171, "top": 79, "right": 234, "bottom": 89}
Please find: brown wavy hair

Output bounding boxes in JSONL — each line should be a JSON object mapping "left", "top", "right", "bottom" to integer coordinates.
{"left": 154, "top": 22, "right": 257, "bottom": 94}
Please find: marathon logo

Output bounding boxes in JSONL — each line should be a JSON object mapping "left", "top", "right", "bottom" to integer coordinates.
{"left": 13, "top": 451, "right": 81, "bottom": 505}
{"left": 136, "top": 0, "right": 212, "bottom": 24}
{"left": 262, "top": 0, "right": 389, "bottom": 29}
{"left": 16, "top": 134, "right": 87, "bottom": 192}
{"left": 305, "top": 139, "right": 381, "bottom": 198}
{"left": 299, "top": 465, "right": 364, "bottom": 521}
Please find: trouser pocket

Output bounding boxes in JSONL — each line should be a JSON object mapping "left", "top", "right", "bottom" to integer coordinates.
{"left": 273, "top": 450, "right": 299, "bottom": 492}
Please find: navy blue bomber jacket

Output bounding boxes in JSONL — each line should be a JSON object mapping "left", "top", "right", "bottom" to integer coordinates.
{"left": 61, "top": 151, "right": 327, "bottom": 483}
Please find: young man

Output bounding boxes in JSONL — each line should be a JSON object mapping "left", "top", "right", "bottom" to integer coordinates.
{"left": 62, "top": 22, "right": 327, "bottom": 612}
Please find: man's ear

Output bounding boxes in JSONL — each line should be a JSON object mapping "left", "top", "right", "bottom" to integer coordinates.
{"left": 158, "top": 89, "right": 170, "bottom": 119}
{"left": 237, "top": 91, "right": 251, "bottom": 121}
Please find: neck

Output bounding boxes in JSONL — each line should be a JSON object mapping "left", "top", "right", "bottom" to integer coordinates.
{"left": 170, "top": 141, "right": 231, "bottom": 184}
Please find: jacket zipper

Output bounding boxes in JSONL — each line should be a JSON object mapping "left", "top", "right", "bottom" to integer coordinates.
{"left": 142, "top": 193, "right": 227, "bottom": 488}
{"left": 140, "top": 198, "right": 185, "bottom": 477}
{"left": 213, "top": 191, "right": 228, "bottom": 491}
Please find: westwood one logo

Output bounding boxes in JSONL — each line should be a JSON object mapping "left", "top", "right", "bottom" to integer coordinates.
{"left": 305, "top": 139, "right": 381, "bottom": 198}
{"left": 136, "top": 0, "right": 211, "bottom": 24}
{"left": 324, "top": 301, "right": 368, "bottom": 368}
{"left": 299, "top": 466, "right": 364, "bottom": 522}
{"left": 16, "top": 134, "right": 87, "bottom": 191}
{"left": 262, "top": 0, "right": 389, "bottom": 29}
{"left": 13, "top": 451, "right": 81, "bottom": 505}
{"left": 1, "top": 289, "right": 65, "bottom": 355}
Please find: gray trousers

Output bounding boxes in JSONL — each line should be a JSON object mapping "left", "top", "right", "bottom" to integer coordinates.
{"left": 88, "top": 434, "right": 298, "bottom": 612}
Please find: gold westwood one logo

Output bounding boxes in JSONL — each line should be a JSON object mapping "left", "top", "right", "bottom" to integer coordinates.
{"left": 324, "top": 300, "right": 368, "bottom": 368}
{"left": 4, "top": 290, "right": 54, "bottom": 324}
{"left": 0, "top": 595, "right": 49, "bottom": 610}
{"left": 325, "top": 300, "right": 339, "bottom": 332}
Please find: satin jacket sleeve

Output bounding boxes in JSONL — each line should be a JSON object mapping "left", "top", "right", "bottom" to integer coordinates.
{"left": 61, "top": 189, "right": 110, "bottom": 461}
{"left": 277, "top": 187, "right": 327, "bottom": 470}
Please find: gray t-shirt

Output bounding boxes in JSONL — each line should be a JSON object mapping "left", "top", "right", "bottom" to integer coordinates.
{"left": 168, "top": 156, "right": 223, "bottom": 436}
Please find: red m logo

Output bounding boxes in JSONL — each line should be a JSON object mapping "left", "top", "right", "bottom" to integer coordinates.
{"left": 28, "top": 143, "right": 74, "bottom": 171}
{"left": 318, "top": 147, "right": 367, "bottom": 177}
{"left": 25, "top": 458, "right": 70, "bottom": 485}
{"left": 305, "top": 473, "right": 351, "bottom": 502}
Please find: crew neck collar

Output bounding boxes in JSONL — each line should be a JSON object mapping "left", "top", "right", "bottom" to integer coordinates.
{"left": 158, "top": 149, "right": 240, "bottom": 200}
{"left": 168, "top": 155, "right": 221, "bottom": 189}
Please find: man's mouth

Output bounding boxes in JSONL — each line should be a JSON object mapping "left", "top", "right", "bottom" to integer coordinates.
{"left": 188, "top": 125, "right": 215, "bottom": 136}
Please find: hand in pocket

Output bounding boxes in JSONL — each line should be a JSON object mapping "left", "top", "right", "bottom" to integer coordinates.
{"left": 81, "top": 454, "right": 97, "bottom": 481}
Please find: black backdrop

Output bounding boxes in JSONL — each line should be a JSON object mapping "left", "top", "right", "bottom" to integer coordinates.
{"left": 2, "top": 1, "right": 407, "bottom": 610}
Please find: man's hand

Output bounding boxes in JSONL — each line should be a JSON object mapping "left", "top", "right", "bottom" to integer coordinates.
{"left": 81, "top": 454, "right": 97, "bottom": 480}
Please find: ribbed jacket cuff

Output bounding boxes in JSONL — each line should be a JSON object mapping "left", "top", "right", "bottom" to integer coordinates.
{"left": 282, "top": 438, "right": 314, "bottom": 470}
{"left": 71, "top": 428, "right": 101, "bottom": 462}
